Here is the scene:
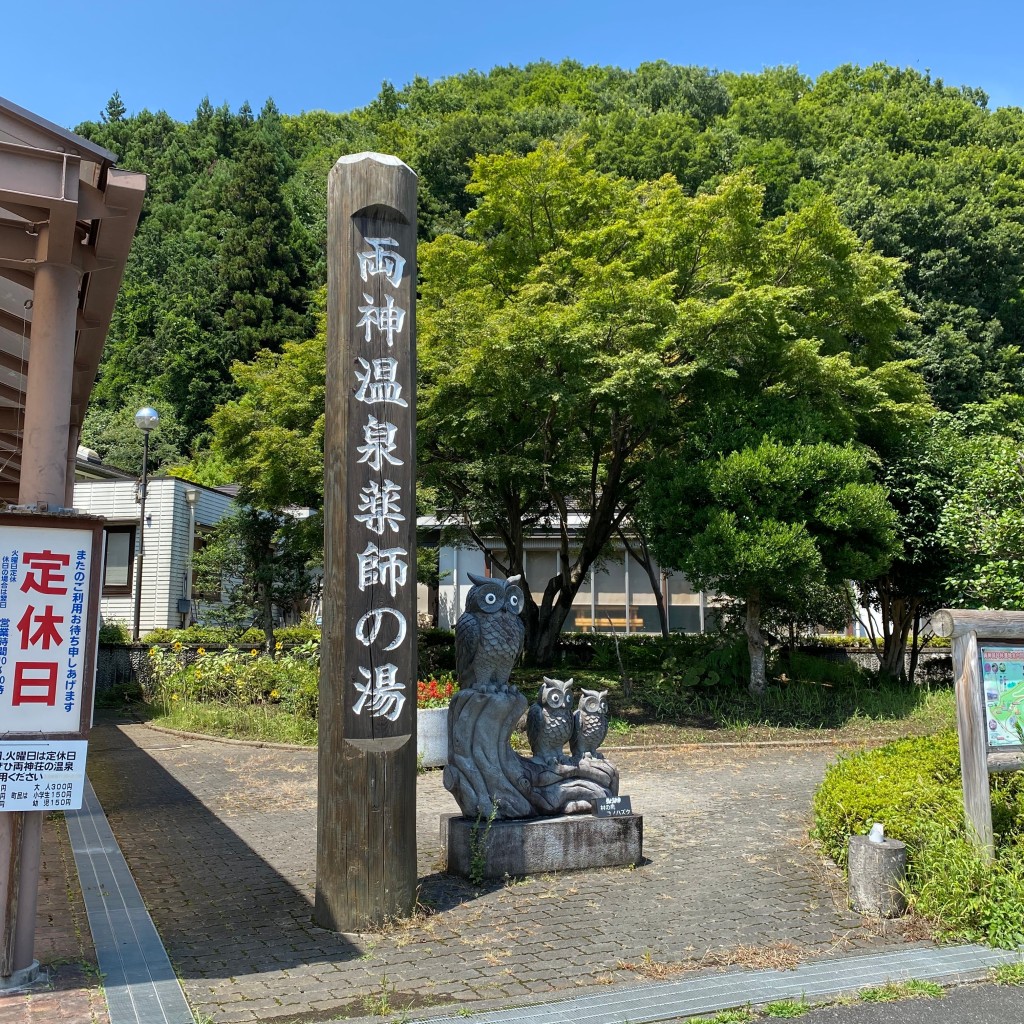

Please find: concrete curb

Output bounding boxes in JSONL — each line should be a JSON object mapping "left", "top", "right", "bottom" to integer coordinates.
{"left": 401, "top": 943, "right": 1024, "bottom": 1024}
{"left": 138, "top": 718, "right": 899, "bottom": 755}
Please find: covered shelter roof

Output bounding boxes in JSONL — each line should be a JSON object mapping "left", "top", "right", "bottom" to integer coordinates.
{"left": 0, "top": 96, "right": 146, "bottom": 503}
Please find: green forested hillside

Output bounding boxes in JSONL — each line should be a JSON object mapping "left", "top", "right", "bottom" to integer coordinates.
{"left": 75, "top": 60, "right": 1024, "bottom": 669}
{"left": 77, "top": 61, "right": 1024, "bottom": 467}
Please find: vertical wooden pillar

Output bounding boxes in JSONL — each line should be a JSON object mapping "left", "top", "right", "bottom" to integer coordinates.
{"left": 952, "top": 630, "right": 995, "bottom": 860}
{"left": 1, "top": 260, "right": 81, "bottom": 977}
{"left": 315, "top": 154, "right": 418, "bottom": 930}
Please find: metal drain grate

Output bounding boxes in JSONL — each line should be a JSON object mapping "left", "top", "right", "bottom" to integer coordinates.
{"left": 66, "top": 779, "right": 195, "bottom": 1024}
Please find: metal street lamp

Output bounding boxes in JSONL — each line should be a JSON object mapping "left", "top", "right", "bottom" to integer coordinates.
{"left": 132, "top": 406, "right": 159, "bottom": 641}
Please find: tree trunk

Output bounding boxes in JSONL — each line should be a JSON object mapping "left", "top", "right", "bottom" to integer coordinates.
{"left": 879, "top": 595, "right": 917, "bottom": 684}
{"left": 907, "top": 607, "right": 923, "bottom": 686}
{"left": 618, "top": 527, "right": 669, "bottom": 637}
{"left": 745, "top": 593, "right": 767, "bottom": 697}
{"left": 261, "top": 581, "right": 276, "bottom": 655}
{"left": 528, "top": 595, "right": 577, "bottom": 667}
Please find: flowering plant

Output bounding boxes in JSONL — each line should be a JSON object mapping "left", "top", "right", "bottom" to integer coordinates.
{"left": 417, "top": 674, "right": 458, "bottom": 709}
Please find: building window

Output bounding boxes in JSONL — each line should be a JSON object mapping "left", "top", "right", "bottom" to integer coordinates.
{"left": 103, "top": 525, "right": 135, "bottom": 595}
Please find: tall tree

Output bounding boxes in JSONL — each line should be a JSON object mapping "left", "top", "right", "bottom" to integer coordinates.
{"left": 854, "top": 423, "right": 962, "bottom": 681}
{"left": 419, "top": 141, "right": 688, "bottom": 662}
{"left": 215, "top": 102, "right": 312, "bottom": 370}
{"left": 419, "top": 141, "right": 921, "bottom": 664}
{"left": 644, "top": 441, "right": 898, "bottom": 694}
{"left": 635, "top": 182, "right": 929, "bottom": 693}
{"left": 193, "top": 508, "right": 320, "bottom": 651}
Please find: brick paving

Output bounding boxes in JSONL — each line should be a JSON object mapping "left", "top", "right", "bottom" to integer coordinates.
{"left": 0, "top": 812, "right": 109, "bottom": 1024}
{"left": 76, "top": 713, "right": 925, "bottom": 1024}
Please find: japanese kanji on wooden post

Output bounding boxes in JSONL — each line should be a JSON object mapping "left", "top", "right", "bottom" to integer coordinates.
{"left": 315, "top": 153, "right": 418, "bottom": 930}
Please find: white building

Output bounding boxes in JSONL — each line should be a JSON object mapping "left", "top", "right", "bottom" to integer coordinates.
{"left": 74, "top": 454, "right": 233, "bottom": 633}
{"left": 436, "top": 531, "right": 710, "bottom": 634}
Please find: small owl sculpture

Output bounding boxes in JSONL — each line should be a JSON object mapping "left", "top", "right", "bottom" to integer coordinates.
{"left": 571, "top": 688, "right": 609, "bottom": 760}
{"left": 527, "top": 677, "right": 575, "bottom": 765}
{"left": 455, "top": 572, "right": 526, "bottom": 693}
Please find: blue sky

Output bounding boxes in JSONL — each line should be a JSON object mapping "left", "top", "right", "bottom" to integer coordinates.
{"left": 3, "top": 0, "right": 1020, "bottom": 130}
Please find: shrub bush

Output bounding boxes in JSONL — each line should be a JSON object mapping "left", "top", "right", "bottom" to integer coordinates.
{"left": 801, "top": 634, "right": 950, "bottom": 650}
{"left": 98, "top": 618, "right": 132, "bottom": 644}
{"left": 143, "top": 623, "right": 322, "bottom": 645}
{"left": 778, "top": 650, "right": 875, "bottom": 688}
{"left": 147, "top": 641, "right": 320, "bottom": 718}
{"left": 553, "top": 631, "right": 750, "bottom": 674}
{"left": 418, "top": 628, "right": 457, "bottom": 678}
{"left": 813, "top": 732, "right": 965, "bottom": 864}
{"left": 813, "top": 731, "right": 1024, "bottom": 946}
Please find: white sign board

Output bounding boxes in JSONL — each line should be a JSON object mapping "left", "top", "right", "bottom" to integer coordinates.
{"left": 0, "top": 739, "right": 87, "bottom": 810}
{"left": 0, "top": 518, "right": 100, "bottom": 738}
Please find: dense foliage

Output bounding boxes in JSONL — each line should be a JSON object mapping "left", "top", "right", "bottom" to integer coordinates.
{"left": 77, "top": 62, "right": 1024, "bottom": 464}
{"left": 75, "top": 62, "right": 1024, "bottom": 655}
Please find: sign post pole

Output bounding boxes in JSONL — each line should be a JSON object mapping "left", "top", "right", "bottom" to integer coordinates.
{"left": 315, "top": 153, "right": 418, "bottom": 930}
{"left": 952, "top": 629, "right": 994, "bottom": 858}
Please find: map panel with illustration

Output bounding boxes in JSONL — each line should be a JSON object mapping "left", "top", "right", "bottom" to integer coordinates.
{"left": 980, "top": 646, "right": 1024, "bottom": 749}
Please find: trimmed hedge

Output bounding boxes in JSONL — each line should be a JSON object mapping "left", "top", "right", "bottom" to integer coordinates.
{"left": 143, "top": 624, "right": 321, "bottom": 645}
{"left": 813, "top": 732, "right": 965, "bottom": 864}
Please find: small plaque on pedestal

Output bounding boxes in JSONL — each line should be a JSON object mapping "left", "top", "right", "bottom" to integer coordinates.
{"left": 595, "top": 795, "right": 632, "bottom": 818}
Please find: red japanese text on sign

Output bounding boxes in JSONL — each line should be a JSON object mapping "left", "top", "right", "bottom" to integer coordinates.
{"left": 0, "top": 524, "right": 96, "bottom": 736}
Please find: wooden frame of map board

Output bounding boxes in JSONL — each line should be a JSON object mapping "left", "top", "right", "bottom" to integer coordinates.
{"left": 935, "top": 608, "right": 1024, "bottom": 863}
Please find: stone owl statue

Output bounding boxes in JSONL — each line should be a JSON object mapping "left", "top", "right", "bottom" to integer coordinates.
{"left": 527, "top": 677, "right": 575, "bottom": 765}
{"left": 454, "top": 572, "right": 526, "bottom": 694}
{"left": 571, "top": 688, "right": 609, "bottom": 760}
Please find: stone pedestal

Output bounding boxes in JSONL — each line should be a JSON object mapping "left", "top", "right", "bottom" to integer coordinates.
{"left": 442, "top": 812, "right": 643, "bottom": 880}
{"left": 848, "top": 835, "right": 908, "bottom": 918}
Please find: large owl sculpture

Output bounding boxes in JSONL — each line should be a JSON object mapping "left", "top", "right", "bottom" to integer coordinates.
{"left": 527, "top": 677, "right": 575, "bottom": 765}
{"left": 454, "top": 572, "right": 526, "bottom": 694}
{"left": 571, "top": 688, "right": 609, "bottom": 760}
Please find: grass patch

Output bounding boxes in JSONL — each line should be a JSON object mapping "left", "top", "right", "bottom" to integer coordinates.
{"left": 687, "top": 1010, "right": 756, "bottom": 1024}
{"left": 859, "top": 980, "right": 944, "bottom": 1002}
{"left": 762, "top": 999, "right": 811, "bottom": 1018}
{"left": 990, "top": 962, "right": 1024, "bottom": 985}
{"left": 147, "top": 701, "right": 318, "bottom": 745}
{"left": 813, "top": 731, "right": 1024, "bottom": 947}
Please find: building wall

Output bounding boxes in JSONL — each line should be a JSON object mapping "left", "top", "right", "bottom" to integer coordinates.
{"left": 73, "top": 477, "right": 233, "bottom": 635}
{"left": 438, "top": 538, "right": 707, "bottom": 634}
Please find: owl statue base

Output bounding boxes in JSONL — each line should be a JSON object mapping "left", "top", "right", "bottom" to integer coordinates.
{"left": 443, "top": 810, "right": 643, "bottom": 880}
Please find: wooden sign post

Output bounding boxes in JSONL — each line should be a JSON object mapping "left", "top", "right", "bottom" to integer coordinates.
{"left": 315, "top": 154, "right": 418, "bottom": 930}
{"left": 934, "top": 608, "right": 1024, "bottom": 863}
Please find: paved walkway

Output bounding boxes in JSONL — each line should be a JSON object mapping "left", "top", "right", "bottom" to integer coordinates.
{"left": 73, "top": 714, "right": 926, "bottom": 1024}
{"left": 0, "top": 810, "right": 108, "bottom": 1024}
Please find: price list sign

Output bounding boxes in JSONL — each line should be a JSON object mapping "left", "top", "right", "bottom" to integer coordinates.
{"left": 0, "top": 740, "right": 87, "bottom": 811}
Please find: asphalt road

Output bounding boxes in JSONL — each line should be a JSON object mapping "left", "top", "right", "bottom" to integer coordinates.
{"left": 777, "top": 982, "right": 1024, "bottom": 1023}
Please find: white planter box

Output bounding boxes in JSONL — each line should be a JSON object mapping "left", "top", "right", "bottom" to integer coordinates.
{"left": 417, "top": 707, "right": 448, "bottom": 767}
